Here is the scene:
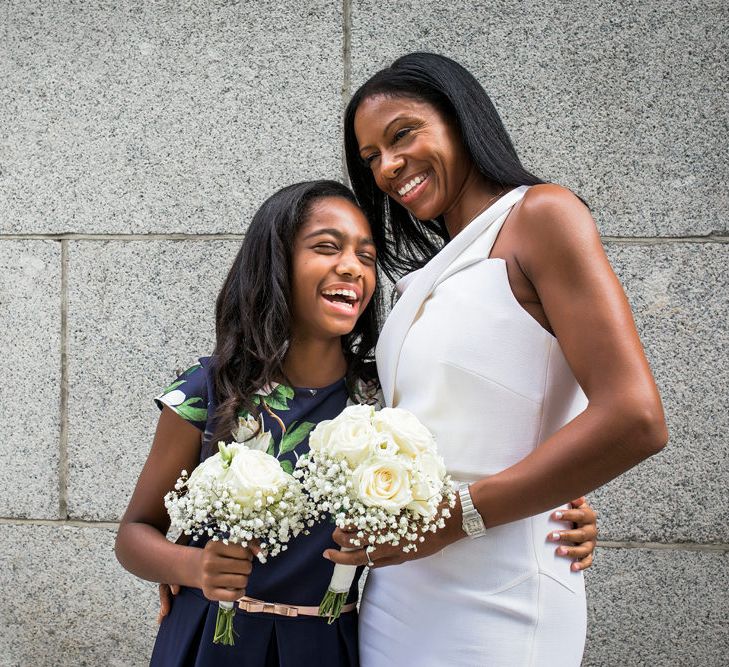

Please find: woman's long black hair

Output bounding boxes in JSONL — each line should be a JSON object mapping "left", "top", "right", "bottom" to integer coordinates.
{"left": 210, "top": 180, "right": 382, "bottom": 446}
{"left": 344, "top": 52, "right": 546, "bottom": 282}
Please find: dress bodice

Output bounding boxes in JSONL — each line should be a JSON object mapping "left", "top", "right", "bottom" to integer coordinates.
{"left": 377, "top": 186, "right": 587, "bottom": 480}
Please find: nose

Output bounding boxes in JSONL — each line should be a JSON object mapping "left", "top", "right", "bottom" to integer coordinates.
{"left": 336, "top": 250, "right": 363, "bottom": 278}
{"left": 380, "top": 149, "right": 404, "bottom": 180}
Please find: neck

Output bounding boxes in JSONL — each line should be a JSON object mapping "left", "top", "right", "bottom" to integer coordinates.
{"left": 282, "top": 335, "right": 348, "bottom": 388}
{"left": 443, "top": 169, "right": 505, "bottom": 239}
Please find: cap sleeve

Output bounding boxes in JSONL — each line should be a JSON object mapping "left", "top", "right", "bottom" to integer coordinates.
{"left": 155, "top": 361, "right": 209, "bottom": 432}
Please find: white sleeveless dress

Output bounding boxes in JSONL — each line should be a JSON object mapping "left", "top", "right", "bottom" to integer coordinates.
{"left": 360, "top": 186, "right": 587, "bottom": 666}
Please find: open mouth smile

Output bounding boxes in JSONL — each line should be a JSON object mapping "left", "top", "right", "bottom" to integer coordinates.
{"left": 396, "top": 172, "right": 429, "bottom": 204}
{"left": 321, "top": 287, "right": 360, "bottom": 314}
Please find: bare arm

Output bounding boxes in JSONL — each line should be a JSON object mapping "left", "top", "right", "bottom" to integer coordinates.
{"left": 115, "top": 406, "right": 253, "bottom": 601}
{"left": 471, "top": 184, "right": 667, "bottom": 527}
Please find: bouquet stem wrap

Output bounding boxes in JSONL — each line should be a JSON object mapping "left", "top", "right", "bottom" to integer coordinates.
{"left": 319, "top": 547, "right": 357, "bottom": 623}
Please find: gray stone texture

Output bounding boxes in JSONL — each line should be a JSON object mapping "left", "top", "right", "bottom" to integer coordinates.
{"left": 583, "top": 546, "right": 729, "bottom": 666}
{"left": 0, "top": 523, "right": 157, "bottom": 667}
{"left": 67, "top": 240, "right": 239, "bottom": 521}
{"left": 350, "top": 0, "right": 729, "bottom": 237}
{"left": 591, "top": 243, "right": 729, "bottom": 543}
{"left": 0, "top": 0, "right": 344, "bottom": 235}
{"left": 0, "top": 241, "right": 61, "bottom": 519}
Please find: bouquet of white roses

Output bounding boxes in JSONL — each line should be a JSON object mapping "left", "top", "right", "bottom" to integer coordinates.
{"left": 165, "top": 425, "right": 312, "bottom": 645}
{"left": 294, "top": 404, "right": 456, "bottom": 622}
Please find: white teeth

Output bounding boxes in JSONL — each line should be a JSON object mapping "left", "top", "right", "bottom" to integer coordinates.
{"left": 398, "top": 174, "right": 425, "bottom": 197}
{"left": 322, "top": 288, "right": 358, "bottom": 300}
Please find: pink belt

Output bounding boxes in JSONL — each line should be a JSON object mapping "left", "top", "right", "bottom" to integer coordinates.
{"left": 237, "top": 595, "right": 356, "bottom": 618}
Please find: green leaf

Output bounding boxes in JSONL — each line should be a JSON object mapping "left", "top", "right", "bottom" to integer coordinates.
{"left": 183, "top": 364, "right": 202, "bottom": 376}
{"left": 279, "top": 459, "right": 294, "bottom": 475}
{"left": 162, "top": 379, "right": 185, "bottom": 394}
{"left": 263, "top": 384, "right": 294, "bottom": 411}
{"left": 279, "top": 421, "right": 315, "bottom": 455}
{"left": 175, "top": 396, "right": 208, "bottom": 423}
{"left": 266, "top": 441, "right": 275, "bottom": 457}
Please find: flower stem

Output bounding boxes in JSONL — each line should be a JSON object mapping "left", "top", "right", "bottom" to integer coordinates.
{"left": 213, "top": 602, "right": 238, "bottom": 645}
{"left": 318, "top": 589, "right": 348, "bottom": 624}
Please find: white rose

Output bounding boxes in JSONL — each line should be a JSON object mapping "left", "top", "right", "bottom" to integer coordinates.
{"left": 310, "top": 404, "right": 376, "bottom": 466}
{"left": 373, "top": 408, "right": 436, "bottom": 458}
{"left": 225, "top": 448, "right": 290, "bottom": 505}
{"left": 308, "top": 418, "right": 338, "bottom": 455}
{"left": 328, "top": 419, "right": 378, "bottom": 467}
{"left": 232, "top": 414, "right": 273, "bottom": 453}
{"left": 407, "top": 452, "right": 447, "bottom": 518}
{"left": 186, "top": 452, "right": 229, "bottom": 491}
{"left": 352, "top": 456, "right": 413, "bottom": 512}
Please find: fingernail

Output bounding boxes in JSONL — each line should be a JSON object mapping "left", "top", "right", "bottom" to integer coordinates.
{"left": 571, "top": 562, "right": 581, "bottom": 571}
{"left": 557, "top": 546, "right": 568, "bottom": 555}
{"left": 323, "top": 552, "right": 331, "bottom": 561}
{"left": 549, "top": 531, "right": 561, "bottom": 541}
{"left": 554, "top": 511, "right": 563, "bottom": 520}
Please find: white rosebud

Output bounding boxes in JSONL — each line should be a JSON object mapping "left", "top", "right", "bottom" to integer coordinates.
{"left": 232, "top": 414, "right": 274, "bottom": 453}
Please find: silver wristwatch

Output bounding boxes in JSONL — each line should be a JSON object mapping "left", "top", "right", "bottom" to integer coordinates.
{"left": 459, "top": 483, "right": 487, "bottom": 538}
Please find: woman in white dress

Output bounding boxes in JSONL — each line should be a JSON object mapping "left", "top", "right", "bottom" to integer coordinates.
{"left": 326, "top": 53, "right": 668, "bottom": 666}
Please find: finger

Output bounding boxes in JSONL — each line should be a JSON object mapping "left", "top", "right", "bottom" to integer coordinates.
{"left": 204, "top": 587, "right": 247, "bottom": 603}
{"left": 323, "top": 548, "right": 370, "bottom": 567}
{"left": 205, "top": 555, "right": 253, "bottom": 576}
{"left": 205, "top": 540, "right": 255, "bottom": 560}
{"left": 555, "top": 543, "right": 593, "bottom": 560}
{"left": 572, "top": 552, "right": 594, "bottom": 571}
{"left": 157, "top": 584, "right": 172, "bottom": 624}
{"left": 552, "top": 508, "right": 597, "bottom": 526}
{"left": 248, "top": 540, "right": 262, "bottom": 559}
{"left": 560, "top": 524, "right": 597, "bottom": 544}
{"left": 170, "top": 584, "right": 180, "bottom": 595}
{"left": 547, "top": 527, "right": 596, "bottom": 544}
{"left": 332, "top": 528, "right": 365, "bottom": 549}
{"left": 569, "top": 497, "right": 586, "bottom": 509}
{"left": 158, "top": 584, "right": 171, "bottom": 614}
{"left": 205, "top": 573, "right": 251, "bottom": 590}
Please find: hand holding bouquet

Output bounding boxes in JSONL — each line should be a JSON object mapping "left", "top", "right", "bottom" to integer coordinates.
{"left": 165, "top": 437, "right": 312, "bottom": 645}
{"left": 294, "top": 405, "right": 456, "bottom": 621}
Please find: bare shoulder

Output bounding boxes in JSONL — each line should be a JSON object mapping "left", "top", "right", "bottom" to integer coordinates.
{"left": 513, "top": 184, "right": 603, "bottom": 269}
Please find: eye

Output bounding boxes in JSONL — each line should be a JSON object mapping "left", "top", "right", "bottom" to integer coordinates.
{"left": 314, "top": 242, "right": 339, "bottom": 253}
{"left": 362, "top": 153, "right": 379, "bottom": 167}
{"left": 393, "top": 127, "right": 411, "bottom": 142}
{"left": 358, "top": 252, "right": 376, "bottom": 265}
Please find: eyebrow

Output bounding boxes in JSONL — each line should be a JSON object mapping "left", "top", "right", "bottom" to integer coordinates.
{"left": 303, "top": 227, "right": 375, "bottom": 246}
{"left": 359, "top": 115, "right": 410, "bottom": 154}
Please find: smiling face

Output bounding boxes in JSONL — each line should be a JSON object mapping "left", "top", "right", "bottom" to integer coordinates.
{"left": 290, "top": 196, "right": 377, "bottom": 341}
{"left": 354, "top": 94, "right": 479, "bottom": 221}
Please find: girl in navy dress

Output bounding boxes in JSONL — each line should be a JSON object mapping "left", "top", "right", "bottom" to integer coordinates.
{"left": 115, "top": 180, "right": 597, "bottom": 666}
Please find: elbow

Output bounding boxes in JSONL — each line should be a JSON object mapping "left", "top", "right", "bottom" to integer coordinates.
{"left": 627, "top": 402, "right": 668, "bottom": 459}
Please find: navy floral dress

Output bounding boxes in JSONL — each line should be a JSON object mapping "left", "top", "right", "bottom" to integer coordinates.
{"left": 150, "top": 356, "right": 369, "bottom": 667}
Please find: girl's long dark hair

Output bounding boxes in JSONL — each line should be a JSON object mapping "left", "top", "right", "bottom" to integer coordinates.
{"left": 344, "top": 52, "right": 546, "bottom": 283}
{"left": 210, "top": 180, "right": 382, "bottom": 446}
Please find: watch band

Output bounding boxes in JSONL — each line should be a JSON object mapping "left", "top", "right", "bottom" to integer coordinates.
{"left": 459, "top": 483, "right": 487, "bottom": 538}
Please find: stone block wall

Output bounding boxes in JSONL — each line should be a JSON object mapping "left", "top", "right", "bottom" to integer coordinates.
{"left": 1, "top": 2, "right": 726, "bottom": 665}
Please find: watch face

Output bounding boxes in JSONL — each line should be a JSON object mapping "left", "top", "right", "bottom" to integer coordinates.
{"left": 465, "top": 517, "right": 484, "bottom": 534}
